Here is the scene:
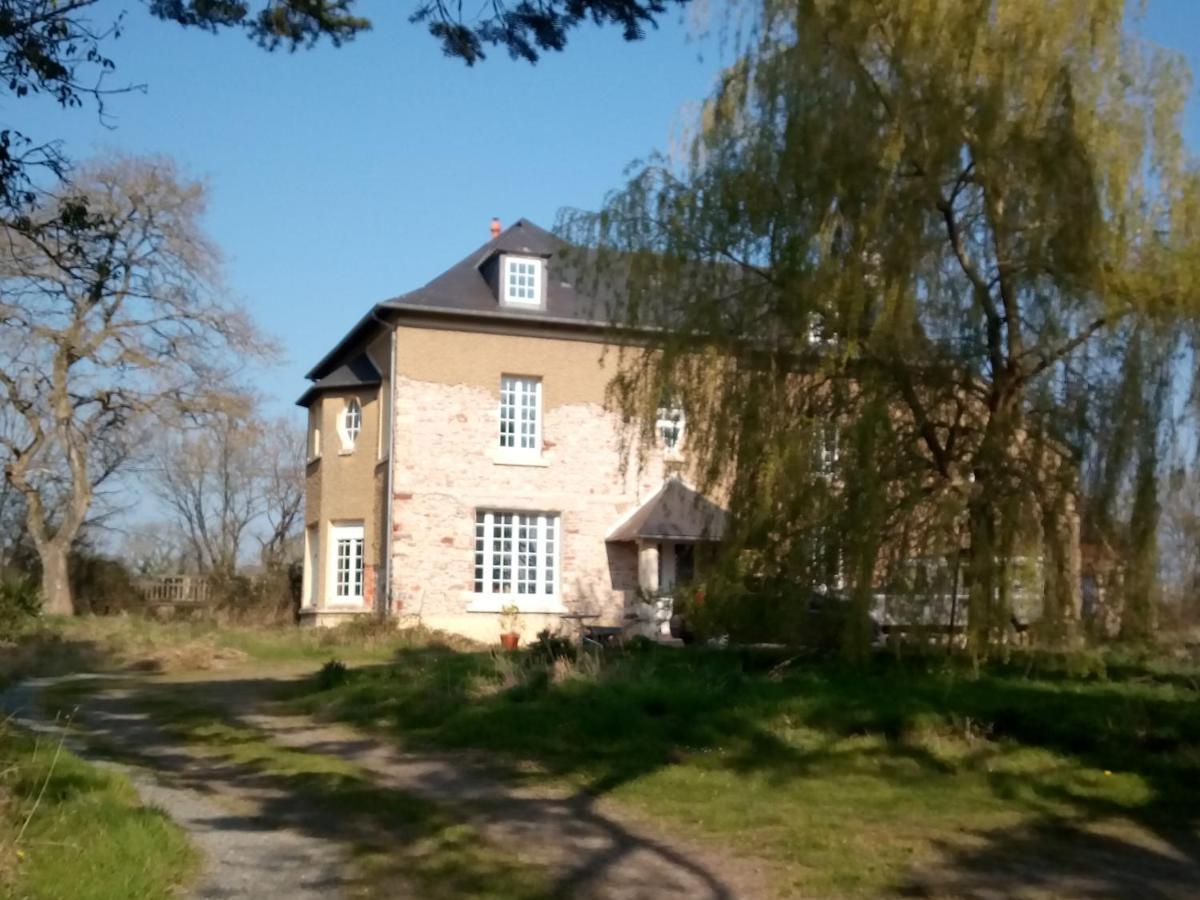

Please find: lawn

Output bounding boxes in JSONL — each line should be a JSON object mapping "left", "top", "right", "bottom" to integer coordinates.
{"left": 0, "top": 720, "right": 198, "bottom": 899}
{"left": 293, "top": 641, "right": 1200, "bottom": 897}
{"left": 0, "top": 613, "right": 472, "bottom": 687}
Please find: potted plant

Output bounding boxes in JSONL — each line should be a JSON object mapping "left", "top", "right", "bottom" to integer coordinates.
{"left": 498, "top": 603, "right": 524, "bottom": 650}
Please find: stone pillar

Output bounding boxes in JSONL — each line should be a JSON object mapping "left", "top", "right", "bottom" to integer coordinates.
{"left": 638, "top": 541, "right": 660, "bottom": 594}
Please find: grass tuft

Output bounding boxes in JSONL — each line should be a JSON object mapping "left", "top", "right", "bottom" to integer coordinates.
{"left": 0, "top": 719, "right": 197, "bottom": 899}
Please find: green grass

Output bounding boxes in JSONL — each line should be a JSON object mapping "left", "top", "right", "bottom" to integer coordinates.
{"left": 0, "top": 614, "right": 474, "bottom": 687}
{"left": 292, "top": 644, "right": 1200, "bottom": 897}
{"left": 0, "top": 721, "right": 198, "bottom": 899}
{"left": 56, "top": 682, "right": 551, "bottom": 900}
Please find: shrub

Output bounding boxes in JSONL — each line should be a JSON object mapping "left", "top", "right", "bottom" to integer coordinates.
{"left": 0, "top": 574, "right": 41, "bottom": 635}
{"left": 316, "top": 658, "right": 350, "bottom": 690}
{"left": 528, "top": 629, "right": 576, "bottom": 664}
{"left": 69, "top": 553, "right": 143, "bottom": 615}
{"left": 209, "top": 569, "right": 296, "bottom": 625}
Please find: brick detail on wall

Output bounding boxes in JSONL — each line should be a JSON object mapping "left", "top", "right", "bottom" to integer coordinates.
{"left": 387, "top": 372, "right": 672, "bottom": 631}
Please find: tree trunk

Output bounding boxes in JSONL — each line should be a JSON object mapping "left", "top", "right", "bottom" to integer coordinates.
{"left": 965, "top": 491, "right": 998, "bottom": 661}
{"left": 38, "top": 540, "right": 74, "bottom": 616}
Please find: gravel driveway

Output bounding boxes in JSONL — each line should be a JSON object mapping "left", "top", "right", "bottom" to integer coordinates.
{"left": 3, "top": 672, "right": 768, "bottom": 900}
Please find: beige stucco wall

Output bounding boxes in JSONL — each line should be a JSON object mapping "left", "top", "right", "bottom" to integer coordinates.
{"left": 387, "top": 324, "right": 677, "bottom": 643}
{"left": 301, "top": 373, "right": 389, "bottom": 617}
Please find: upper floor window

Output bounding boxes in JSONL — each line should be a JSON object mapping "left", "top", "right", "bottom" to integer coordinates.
{"left": 499, "top": 376, "right": 541, "bottom": 452}
{"left": 815, "top": 422, "right": 839, "bottom": 478}
{"left": 308, "top": 405, "right": 321, "bottom": 459}
{"left": 339, "top": 398, "right": 362, "bottom": 451}
{"left": 656, "top": 400, "right": 685, "bottom": 453}
{"left": 503, "top": 256, "right": 541, "bottom": 306}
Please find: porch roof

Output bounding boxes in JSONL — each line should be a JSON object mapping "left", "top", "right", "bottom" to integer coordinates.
{"left": 607, "top": 477, "right": 727, "bottom": 543}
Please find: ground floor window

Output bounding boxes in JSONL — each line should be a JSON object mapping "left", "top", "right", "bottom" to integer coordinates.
{"left": 331, "top": 522, "right": 364, "bottom": 602}
{"left": 474, "top": 511, "right": 559, "bottom": 598}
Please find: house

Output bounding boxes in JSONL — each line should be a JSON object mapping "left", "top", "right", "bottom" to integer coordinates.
{"left": 297, "top": 218, "right": 725, "bottom": 642}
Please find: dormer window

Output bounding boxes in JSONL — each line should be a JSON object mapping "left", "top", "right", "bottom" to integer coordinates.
{"left": 503, "top": 255, "right": 541, "bottom": 307}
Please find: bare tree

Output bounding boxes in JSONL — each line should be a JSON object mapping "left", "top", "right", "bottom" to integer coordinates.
{"left": 0, "top": 155, "right": 270, "bottom": 614}
{"left": 122, "top": 520, "right": 190, "bottom": 577}
{"left": 151, "top": 409, "right": 304, "bottom": 575}
{"left": 258, "top": 418, "right": 305, "bottom": 569}
{"left": 153, "top": 411, "right": 265, "bottom": 575}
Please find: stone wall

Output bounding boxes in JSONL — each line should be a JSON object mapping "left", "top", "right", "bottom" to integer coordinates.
{"left": 388, "top": 325, "right": 674, "bottom": 643}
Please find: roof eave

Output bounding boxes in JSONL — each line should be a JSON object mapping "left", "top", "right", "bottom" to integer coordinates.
{"left": 303, "top": 305, "right": 397, "bottom": 381}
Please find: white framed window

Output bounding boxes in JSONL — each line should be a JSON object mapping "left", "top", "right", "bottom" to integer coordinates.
{"left": 813, "top": 422, "right": 839, "bottom": 478}
{"left": 309, "top": 405, "right": 321, "bottom": 459}
{"left": 378, "top": 381, "right": 390, "bottom": 460}
{"left": 656, "top": 401, "right": 685, "bottom": 453}
{"left": 499, "top": 376, "right": 541, "bottom": 451}
{"left": 338, "top": 398, "right": 362, "bottom": 451}
{"left": 503, "top": 256, "right": 541, "bottom": 306}
{"left": 474, "top": 511, "right": 559, "bottom": 600}
{"left": 330, "top": 522, "right": 364, "bottom": 603}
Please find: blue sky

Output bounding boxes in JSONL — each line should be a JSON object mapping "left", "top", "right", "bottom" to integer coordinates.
{"left": 20, "top": 0, "right": 727, "bottom": 420}
{"left": 18, "top": 0, "right": 1200, "bottom": 425}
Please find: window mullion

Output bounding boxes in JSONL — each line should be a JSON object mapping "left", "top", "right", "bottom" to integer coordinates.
{"left": 482, "top": 512, "right": 493, "bottom": 594}
{"left": 534, "top": 380, "right": 542, "bottom": 450}
{"left": 534, "top": 515, "right": 545, "bottom": 598}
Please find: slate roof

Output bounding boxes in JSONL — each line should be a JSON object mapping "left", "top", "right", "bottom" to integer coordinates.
{"left": 381, "top": 218, "right": 618, "bottom": 323}
{"left": 296, "top": 352, "right": 381, "bottom": 408}
{"left": 301, "top": 219, "right": 627, "bottom": 391}
{"left": 607, "top": 477, "right": 727, "bottom": 543}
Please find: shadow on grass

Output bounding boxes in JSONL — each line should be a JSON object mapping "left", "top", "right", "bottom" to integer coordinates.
{"left": 290, "top": 643, "right": 1200, "bottom": 897}
{"left": 40, "top": 678, "right": 742, "bottom": 900}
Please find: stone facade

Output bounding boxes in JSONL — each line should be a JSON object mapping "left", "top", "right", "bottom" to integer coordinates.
{"left": 387, "top": 324, "right": 673, "bottom": 643}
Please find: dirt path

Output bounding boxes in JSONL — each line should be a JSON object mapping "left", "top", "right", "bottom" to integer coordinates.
{"left": 6, "top": 672, "right": 770, "bottom": 900}
{"left": 2, "top": 676, "right": 360, "bottom": 900}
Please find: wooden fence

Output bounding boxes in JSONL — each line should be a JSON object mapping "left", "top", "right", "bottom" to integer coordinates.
{"left": 137, "top": 575, "right": 212, "bottom": 609}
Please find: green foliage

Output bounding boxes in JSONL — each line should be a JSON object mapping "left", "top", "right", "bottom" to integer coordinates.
{"left": 561, "top": 0, "right": 1200, "bottom": 657}
{"left": 316, "top": 658, "right": 350, "bottom": 690}
{"left": 678, "top": 576, "right": 853, "bottom": 650}
{"left": 68, "top": 553, "right": 143, "bottom": 616}
{"left": 527, "top": 628, "right": 576, "bottom": 664}
{"left": 0, "top": 574, "right": 41, "bottom": 635}
{"left": 0, "top": 721, "right": 198, "bottom": 898}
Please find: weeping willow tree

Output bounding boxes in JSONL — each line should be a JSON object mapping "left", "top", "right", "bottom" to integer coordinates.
{"left": 561, "top": 0, "right": 1200, "bottom": 658}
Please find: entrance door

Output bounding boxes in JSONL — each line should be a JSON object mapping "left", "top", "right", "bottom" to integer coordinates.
{"left": 657, "top": 542, "right": 696, "bottom": 592}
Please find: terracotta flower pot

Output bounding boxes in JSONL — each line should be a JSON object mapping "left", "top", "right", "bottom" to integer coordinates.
{"left": 500, "top": 632, "right": 521, "bottom": 650}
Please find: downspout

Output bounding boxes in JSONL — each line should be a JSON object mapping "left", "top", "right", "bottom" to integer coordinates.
{"left": 371, "top": 309, "right": 398, "bottom": 618}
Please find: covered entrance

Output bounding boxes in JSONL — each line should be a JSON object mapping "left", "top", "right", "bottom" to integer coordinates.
{"left": 608, "top": 477, "right": 727, "bottom": 638}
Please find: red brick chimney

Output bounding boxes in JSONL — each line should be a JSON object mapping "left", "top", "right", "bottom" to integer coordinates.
{"left": 490, "top": 217, "right": 502, "bottom": 239}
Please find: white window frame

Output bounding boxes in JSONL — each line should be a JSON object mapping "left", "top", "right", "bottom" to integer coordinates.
{"left": 502, "top": 255, "right": 542, "bottom": 307}
{"left": 328, "top": 522, "right": 365, "bottom": 604}
{"left": 338, "top": 398, "right": 362, "bottom": 451}
{"left": 469, "top": 511, "right": 562, "bottom": 612}
{"left": 378, "top": 381, "right": 390, "bottom": 460}
{"left": 817, "top": 422, "right": 839, "bottom": 479}
{"left": 655, "top": 402, "right": 686, "bottom": 454}
{"left": 308, "top": 404, "right": 321, "bottom": 460}
{"left": 302, "top": 526, "right": 318, "bottom": 608}
{"left": 498, "top": 375, "right": 542, "bottom": 454}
